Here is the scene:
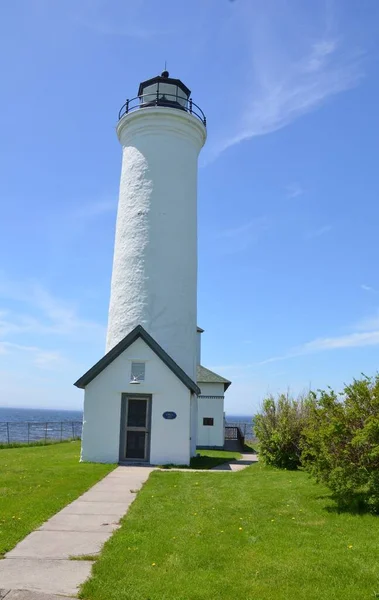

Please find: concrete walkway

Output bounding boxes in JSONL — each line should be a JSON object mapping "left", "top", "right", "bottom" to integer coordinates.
{"left": 0, "top": 455, "right": 257, "bottom": 598}
{"left": 0, "top": 466, "right": 153, "bottom": 598}
{"left": 211, "top": 452, "right": 258, "bottom": 471}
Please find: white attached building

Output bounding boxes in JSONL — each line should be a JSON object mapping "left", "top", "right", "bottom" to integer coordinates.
{"left": 75, "top": 70, "right": 231, "bottom": 465}
{"left": 196, "top": 365, "right": 231, "bottom": 449}
{"left": 75, "top": 326, "right": 199, "bottom": 465}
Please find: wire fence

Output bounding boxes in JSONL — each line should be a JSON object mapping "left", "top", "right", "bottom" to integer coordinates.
{"left": 0, "top": 421, "right": 83, "bottom": 445}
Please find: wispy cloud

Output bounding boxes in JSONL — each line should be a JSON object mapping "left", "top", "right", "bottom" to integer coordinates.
{"left": 214, "top": 217, "right": 270, "bottom": 254}
{"left": 74, "top": 0, "right": 174, "bottom": 38}
{"left": 361, "top": 284, "right": 376, "bottom": 293}
{"left": 211, "top": 3, "right": 365, "bottom": 158}
{"left": 0, "top": 275, "right": 105, "bottom": 342}
{"left": 354, "top": 311, "right": 379, "bottom": 332}
{"left": 73, "top": 198, "right": 117, "bottom": 219}
{"left": 286, "top": 183, "right": 305, "bottom": 199}
{"left": 258, "top": 309, "right": 379, "bottom": 366}
{"left": 0, "top": 341, "right": 66, "bottom": 370}
{"left": 305, "top": 224, "right": 332, "bottom": 239}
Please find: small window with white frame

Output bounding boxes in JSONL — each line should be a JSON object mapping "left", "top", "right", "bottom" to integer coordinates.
{"left": 130, "top": 362, "right": 145, "bottom": 383}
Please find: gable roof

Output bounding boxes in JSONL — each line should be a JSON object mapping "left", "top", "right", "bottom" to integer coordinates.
{"left": 197, "top": 365, "right": 231, "bottom": 391}
{"left": 74, "top": 325, "right": 200, "bottom": 395}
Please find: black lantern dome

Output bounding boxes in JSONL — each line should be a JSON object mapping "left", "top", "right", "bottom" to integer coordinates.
{"left": 118, "top": 71, "right": 206, "bottom": 126}
{"left": 138, "top": 70, "right": 191, "bottom": 110}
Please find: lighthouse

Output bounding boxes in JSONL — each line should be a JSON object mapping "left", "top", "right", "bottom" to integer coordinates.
{"left": 75, "top": 71, "right": 210, "bottom": 465}
{"left": 106, "top": 71, "right": 207, "bottom": 380}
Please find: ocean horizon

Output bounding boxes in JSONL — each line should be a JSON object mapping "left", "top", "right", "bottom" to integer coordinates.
{"left": 0, "top": 407, "right": 255, "bottom": 442}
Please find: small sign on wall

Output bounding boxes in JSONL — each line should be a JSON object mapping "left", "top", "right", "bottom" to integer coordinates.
{"left": 163, "top": 411, "right": 177, "bottom": 420}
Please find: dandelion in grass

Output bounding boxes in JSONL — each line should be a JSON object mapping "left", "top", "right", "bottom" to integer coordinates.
{"left": 152, "top": 562, "right": 156, "bottom": 566}
{"left": 239, "top": 527, "right": 243, "bottom": 531}
{"left": 348, "top": 545, "right": 353, "bottom": 549}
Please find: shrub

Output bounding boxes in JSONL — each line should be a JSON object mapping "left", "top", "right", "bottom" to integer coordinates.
{"left": 254, "top": 393, "right": 313, "bottom": 470}
{"left": 302, "top": 374, "right": 379, "bottom": 512}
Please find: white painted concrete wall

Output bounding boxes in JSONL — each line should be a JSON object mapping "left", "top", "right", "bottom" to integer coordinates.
{"left": 81, "top": 337, "right": 192, "bottom": 465}
{"left": 106, "top": 107, "right": 206, "bottom": 382}
{"left": 190, "top": 394, "right": 198, "bottom": 457}
{"left": 196, "top": 382, "right": 225, "bottom": 447}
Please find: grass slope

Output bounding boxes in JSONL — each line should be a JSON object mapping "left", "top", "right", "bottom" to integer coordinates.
{"left": 81, "top": 463, "right": 379, "bottom": 600}
{"left": 0, "top": 441, "right": 114, "bottom": 556}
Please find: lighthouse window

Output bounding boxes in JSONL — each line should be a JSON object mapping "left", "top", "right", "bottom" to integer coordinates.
{"left": 203, "top": 417, "right": 214, "bottom": 426}
{"left": 131, "top": 362, "right": 145, "bottom": 382}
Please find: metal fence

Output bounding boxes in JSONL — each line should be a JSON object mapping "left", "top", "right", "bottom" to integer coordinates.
{"left": 226, "top": 421, "right": 256, "bottom": 441}
{"left": 0, "top": 421, "right": 83, "bottom": 445}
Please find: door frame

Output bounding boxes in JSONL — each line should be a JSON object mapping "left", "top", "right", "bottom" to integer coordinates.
{"left": 119, "top": 393, "right": 152, "bottom": 462}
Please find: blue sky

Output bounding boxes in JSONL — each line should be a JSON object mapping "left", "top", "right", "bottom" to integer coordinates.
{"left": 1, "top": 0, "right": 379, "bottom": 414}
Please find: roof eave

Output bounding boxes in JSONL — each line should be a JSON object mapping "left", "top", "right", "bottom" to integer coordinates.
{"left": 74, "top": 325, "right": 200, "bottom": 395}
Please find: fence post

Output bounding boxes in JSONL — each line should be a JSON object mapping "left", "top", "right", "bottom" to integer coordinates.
{"left": 44, "top": 422, "right": 48, "bottom": 443}
{"left": 27, "top": 422, "right": 30, "bottom": 445}
{"left": 72, "top": 422, "right": 75, "bottom": 440}
{"left": 60, "top": 421, "right": 63, "bottom": 441}
{"left": 6, "top": 422, "right": 10, "bottom": 444}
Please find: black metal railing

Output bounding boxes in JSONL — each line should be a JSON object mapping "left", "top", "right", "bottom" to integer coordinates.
{"left": 225, "top": 425, "right": 245, "bottom": 446}
{"left": 0, "top": 421, "right": 83, "bottom": 445}
{"left": 118, "top": 93, "right": 206, "bottom": 126}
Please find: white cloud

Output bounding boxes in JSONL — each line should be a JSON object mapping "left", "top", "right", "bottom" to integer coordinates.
{"left": 73, "top": 0, "right": 174, "bottom": 38}
{"left": 361, "top": 284, "right": 376, "bottom": 293}
{"left": 73, "top": 198, "right": 117, "bottom": 219}
{"left": 305, "top": 224, "right": 332, "bottom": 239}
{"left": 214, "top": 217, "right": 270, "bottom": 254}
{"left": 301, "top": 330, "right": 379, "bottom": 352}
{"left": 210, "top": 3, "right": 364, "bottom": 158}
{"left": 354, "top": 311, "right": 379, "bottom": 332}
{"left": 286, "top": 183, "right": 305, "bottom": 199}
{"left": 0, "top": 275, "right": 104, "bottom": 340}
{"left": 0, "top": 341, "right": 66, "bottom": 370}
{"left": 258, "top": 316, "right": 379, "bottom": 366}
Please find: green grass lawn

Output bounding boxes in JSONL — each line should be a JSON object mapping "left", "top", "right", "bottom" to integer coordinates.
{"left": 81, "top": 463, "right": 379, "bottom": 600}
{"left": 0, "top": 441, "right": 114, "bottom": 556}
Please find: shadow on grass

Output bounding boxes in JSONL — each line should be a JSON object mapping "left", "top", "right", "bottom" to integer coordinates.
{"left": 242, "top": 443, "right": 259, "bottom": 454}
{"left": 323, "top": 494, "right": 379, "bottom": 516}
{"left": 312, "top": 490, "right": 379, "bottom": 516}
{"left": 159, "top": 456, "right": 234, "bottom": 470}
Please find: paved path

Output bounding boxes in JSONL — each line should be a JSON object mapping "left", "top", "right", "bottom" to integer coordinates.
{"left": 0, "top": 455, "right": 257, "bottom": 598}
{"left": 0, "top": 466, "right": 153, "bottom": 598}
{"left": 211, "top": 452, "right": 258, "bottom": 471}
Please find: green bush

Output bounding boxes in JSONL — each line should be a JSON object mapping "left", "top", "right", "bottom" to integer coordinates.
{"left": 302, "top": 374, "right": 379, "bottom": 512}
{"left": 254, "top": 393, "right": 313, "bottom": 470}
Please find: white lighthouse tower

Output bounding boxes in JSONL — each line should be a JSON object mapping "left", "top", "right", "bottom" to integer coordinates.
{"left": 75, "top": 72, "right": 208, "bottom": 465}
{"left": 106, "top": 71, "right": 206, "bottom": 380}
